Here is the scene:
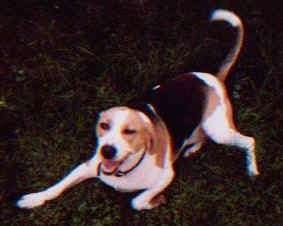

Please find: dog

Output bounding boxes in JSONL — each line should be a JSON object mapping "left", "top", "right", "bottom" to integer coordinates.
{"left": 17, "top": 9, "right": 259, "bottom": 211}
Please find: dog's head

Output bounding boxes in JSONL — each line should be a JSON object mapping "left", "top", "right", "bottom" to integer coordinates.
{"left": 95, "top": 106, "right": 156, "bottom": 174}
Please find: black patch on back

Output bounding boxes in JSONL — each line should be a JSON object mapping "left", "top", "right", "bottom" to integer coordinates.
{"left": 128, "top": 73, "right": 206, "bottom": 150}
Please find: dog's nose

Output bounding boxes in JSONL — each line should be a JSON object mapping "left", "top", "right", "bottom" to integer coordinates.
{"left": 100, "top": 145, "right": 117, "bottom": 159}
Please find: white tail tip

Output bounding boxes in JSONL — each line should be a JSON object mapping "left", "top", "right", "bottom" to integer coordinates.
{"left": 210, "top": 9, "right": 242, "bottom": 27}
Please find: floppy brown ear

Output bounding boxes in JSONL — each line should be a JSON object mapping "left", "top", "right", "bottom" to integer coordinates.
{"left": 147, "top": 119, "right": 172, "bottom": 168}
{"left": 137, "top": 110, "right": 172, "bottom": 168}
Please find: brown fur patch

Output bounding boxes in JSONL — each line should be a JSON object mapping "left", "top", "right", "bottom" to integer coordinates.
{"left": 203, "top": 84, "right": 236, "bottom": 130}
{"left": 120, "top": 111, "right": 153, "bottom": 153}
{"left": 203, "top": 87, "right": 221, "bottom": 120}
{"left": 149, "top": 193, "right": 167, "bottom": 207}
{"left": 118, "top": 108, "right": 172, "bottom": 168}
{"left": 222, "top": 89, "right": 236, "bottom": 129}
{"left": 185, "top": 126, "right": 206, "bottom": 145}
{"left": 149, "top": 118, "right": 173, "bottom": 168}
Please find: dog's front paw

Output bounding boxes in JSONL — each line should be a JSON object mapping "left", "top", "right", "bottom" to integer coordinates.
{"left": 17, "top": 192, "right": 47, "bottom": 209}
{"left": 131, "top": 197, "right": 152, "bottom": 211}
{"left": 131, "top": 194, "right": 166, "bottom": 211}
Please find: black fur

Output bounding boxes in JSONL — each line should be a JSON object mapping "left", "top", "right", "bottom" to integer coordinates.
{"left": 128, "top": 73, "right": 206, "bottom": 151}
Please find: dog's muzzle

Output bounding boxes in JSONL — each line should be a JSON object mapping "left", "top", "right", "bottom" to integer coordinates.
{"left": 99, "top": 145, "right": 120, "bottom": 174}
{"left": 98, "top": 146, "right": 146, "bottom": 177}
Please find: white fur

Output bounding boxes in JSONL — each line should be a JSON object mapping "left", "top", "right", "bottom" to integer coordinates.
{"left": 193, "top": 72, "right": 259, "bottom": 176}
{"left": 152, "top": 84, "right": 161, "bottom": 90}
{"left": 194, "top": 72, "right": 226, "bottom": 101}
{"left": 211, "top": 9, "right": 241, "bottom": 27}
{"left": 183, "top": 142, "right": 203, "bottom": 157}
{"left": 16, "top": 191, "right": 48, "bottom": 208}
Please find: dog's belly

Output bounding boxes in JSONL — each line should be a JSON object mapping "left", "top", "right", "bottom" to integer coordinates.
{"left": 99, "top": 155, "right": 163, "bottom": 192}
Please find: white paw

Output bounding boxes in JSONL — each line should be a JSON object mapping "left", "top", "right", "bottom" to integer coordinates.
{"left": 247, "top": 166, "right": 260, "bottom": 177}
{"left": 131, "top": 197, "right": 155, "bottom": 211}
{"left": 183, "top": 143, "right": 203, "bottom": 157}
{"left": 247, "top": 160, "right": 260, "bottom": 177}
{"left": 17, "top": 192, "right": 47, "bottom": 209}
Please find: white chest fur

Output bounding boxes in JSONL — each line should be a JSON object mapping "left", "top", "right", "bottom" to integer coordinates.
{"left": 98, "top": 154, "right": 163, "bottom": 192}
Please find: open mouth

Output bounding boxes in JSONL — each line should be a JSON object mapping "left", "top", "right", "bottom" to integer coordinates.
{"left": 99, "top": 150, "right": 146, "bottom": 176}
{"left": 100, "top": 159, "right": 121, "bottom": 174}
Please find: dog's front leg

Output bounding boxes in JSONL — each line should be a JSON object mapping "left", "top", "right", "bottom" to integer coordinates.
{"left": 17, "top": 156, "right": 100, "bottom": 209}
{"left": 131, "top": 167, "right": 174, "bottom": 210}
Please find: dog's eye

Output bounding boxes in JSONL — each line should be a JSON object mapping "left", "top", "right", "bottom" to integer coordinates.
{"left": 122, "top": 128, "right": 137, "bottom": 135}
{"left": 100, "top": 122, "right": 110, "bottom": 130}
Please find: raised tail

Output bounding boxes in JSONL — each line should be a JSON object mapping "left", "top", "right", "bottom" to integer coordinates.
{"left": 210, "top": 9, "right": 244, "bottom": 81}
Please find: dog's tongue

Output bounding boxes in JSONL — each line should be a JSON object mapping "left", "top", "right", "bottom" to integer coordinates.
{"left": 102, "top": 160, "right": 119, "bottom": 173}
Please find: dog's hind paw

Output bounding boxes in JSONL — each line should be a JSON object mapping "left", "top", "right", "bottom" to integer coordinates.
{"left": 183, "top": 142, "right": 203, "bottom": 157}
{"left": 149, "top": 194, "right": 166, "bottom": 207}
{"left": 247, "top": 166, "right": 260, "bottom": 177}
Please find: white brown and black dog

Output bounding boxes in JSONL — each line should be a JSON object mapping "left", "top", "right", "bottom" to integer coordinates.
{"left": 17, "top": 9, "right": 259, "bottom": 211}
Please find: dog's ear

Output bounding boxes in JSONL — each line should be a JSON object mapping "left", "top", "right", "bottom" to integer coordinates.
{"left": 146, "top": 118, "right": 171, "bottom": 168}
{"left": 136, "top": 112, "right": 155, "bottom": 151}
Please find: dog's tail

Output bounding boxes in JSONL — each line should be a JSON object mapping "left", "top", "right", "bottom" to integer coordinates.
{"left": 210, "top": 9, "right": 244, "bottom": 81}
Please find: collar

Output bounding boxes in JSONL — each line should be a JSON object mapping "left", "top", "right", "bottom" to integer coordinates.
{"left": 98, "top": 151, "right": 146, "bottom": 177}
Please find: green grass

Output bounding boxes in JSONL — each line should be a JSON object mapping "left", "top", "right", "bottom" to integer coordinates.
{"left": 1, "top": 1, "right": 282, "bottom": 225}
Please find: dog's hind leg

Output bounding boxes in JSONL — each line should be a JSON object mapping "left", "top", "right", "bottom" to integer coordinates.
{"left": 202, "top": 106, "right": 259, "bottom": 177}
{"left": 182, "top": 127, "right": 206, "bottom": 157}
{"left": 183, "top": 142, "right": 204, "bottom": 157}
{"left": 192, "top": 72, "right": 259, "bottom": 176}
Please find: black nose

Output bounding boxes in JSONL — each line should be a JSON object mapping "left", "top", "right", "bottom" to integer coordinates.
{"left": 101, "top": 145, "right": 117, "bottom": 159}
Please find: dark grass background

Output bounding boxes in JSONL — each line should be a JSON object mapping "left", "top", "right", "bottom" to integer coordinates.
{"left": 0, "top": 0, "right": 282, "bottom": 225}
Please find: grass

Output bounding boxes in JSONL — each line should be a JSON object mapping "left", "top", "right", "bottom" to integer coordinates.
{"left": 0, "top": 1, "right": 282, "bottom": 225}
